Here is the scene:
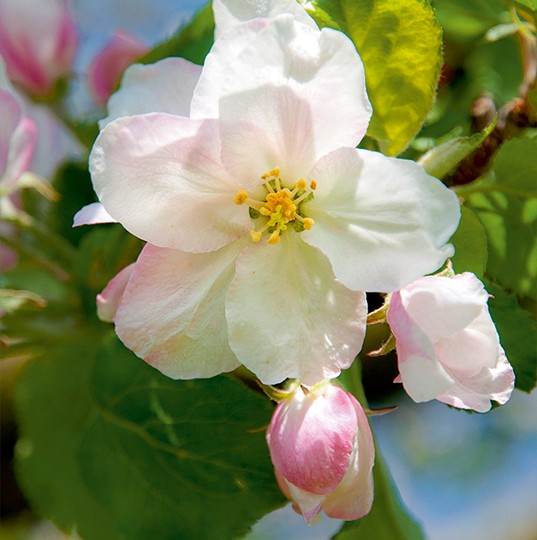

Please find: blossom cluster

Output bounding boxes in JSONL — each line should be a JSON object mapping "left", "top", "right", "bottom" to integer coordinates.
{"left": 0, "top": 0, "right": 516, "bottom": 527}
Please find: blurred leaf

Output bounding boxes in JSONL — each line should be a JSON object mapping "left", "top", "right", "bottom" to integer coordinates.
{"left": 302, "top": 0, "right": 443, "bottom": 155}
{"left": 486, "top": 280, "right": 537, "bottom": 392}
{"left": 73, "top": 225, "right": 143, "bottom": 318}
{"left": 140, "top": 3, "right": 214, "bottom": 66}
{"left": 334, "top": 448, "right": 424, "bottom": 540}
{"left": 432, "top": 0, "right": 507, "bottom": 42}
{"left": 419, "top": 119, "right": 496, "bottom": 179}
{"left": 47, "top": 161, "right": 97, "bottom": 246}
{"left": 515, "top": 0, "right": 537, "bottom": 15}
{"left": 459, "top": 138, "right": 537, "bottom": 300}
{"left": 16, "top": 334, "right": 285, "bottom": 540}
{"left": 450, "top": 206, "right": 488, "bottom": 277}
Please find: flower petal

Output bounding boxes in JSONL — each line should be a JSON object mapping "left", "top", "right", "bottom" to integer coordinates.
{"left": 73, "top": 202, "right": 117, "bottom": 227}
{"left": 191, "top": 15, "right": 371, "bottom": 153}
{"left": 101, "top": 58, "right": 202, "bottom": 127}
{"left": 322, "top": 400, "right": 375, "bottom": 521}
{"left": 90, "top": 113, "right": 251, "bottom": 252}
{"left": 401, "top": 273, "right": 489, "bottom": 342}
{"left": 114, "top": 242, "right": 244, "bottom": 379}
{"left": 302, "top": 148, "right": 460, "bottom": 292}
{"left": 96, "top": 263, "right": 134, "bottom": 322}
{"left": 388, "top": 290, "right": 454, "bottom": 402}
{"left": 225, "top": 231, "right": 367, "bottom": 385}
{"left": 213, "top": 0, "right": 317, "bottom": 39}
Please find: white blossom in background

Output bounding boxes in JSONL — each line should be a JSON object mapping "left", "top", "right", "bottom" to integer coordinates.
{"left": 76, "top": 4, "right": 460, "bottom": 385}
{"left": 387, "top": 272, "right": 515, "bottom": 412}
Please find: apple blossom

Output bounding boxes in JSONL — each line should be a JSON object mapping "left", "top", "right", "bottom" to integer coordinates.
{"left": 78, "top": 12, "right": 460, "bottom": 385}
{"left": 387, "top": 272, "right": 515, "bottom": 412}
{"left": 88, "top": 31, "right": 149, "bottom": 107}
{"left": 266, "top": 383, "right": 375, "bottom": 523}
{"left": 0, "top": 0, "right": 78, "bottom": 97}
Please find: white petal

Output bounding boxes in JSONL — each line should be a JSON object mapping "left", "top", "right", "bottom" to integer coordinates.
{"left": 302, "top": 148, "right": 461, "bottom": 292}
{"left": 101, "top": 58, "right": 202, "bottom": 128}
{"left": 213, "top": 0, "right": 317, "bottom": 39}
{"left": 73, "top": 202, "right": 117, "bottom": 227}
{"left": 96, "top": 263, "right": 134, "bottom": 322}
{"left": 400, "top": 273, "right": 489, "bottom": 342}
{"left": 225, "top": 232, "right": 367, "bottom": 385}
{"left": 90, "top": 113, "right": 251, "bottom": 252}
{"left": 191, "top": 16, "right": 371, "bottom": 154}
{"left": 115, "top": 242, "right": 244, "bottom": 379}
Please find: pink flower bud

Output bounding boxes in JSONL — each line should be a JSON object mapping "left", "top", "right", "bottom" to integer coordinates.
{"left": 387, "top": 272, "right": 515, "bottom": 412}
{"left": 0, "top": 0, "right": 78, "bottom": 96}
{"left": 266, "top": 383, "right": 375, "bottom": 524}
{"left": 88, "top": 31, "right": 148, "bottom": 106}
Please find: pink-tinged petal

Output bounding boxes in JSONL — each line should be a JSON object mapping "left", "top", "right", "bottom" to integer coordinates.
{"left": 401, "top": 273, "right": 489, "bottom": 342}
{"left": 285, "top": 481, "right": 324, "bottom": 525}
{"left": 226, "top": 232, "right": 367, "bottom": 385}
{"left": 114, "top": 242, "right": 243, "bottom": 379}
{"left": 0, "top": 0, "right": 78, "bottom": 96}
{"left": 89, "top": 31, "right": 149, "bottom": 107}
{"left": 322, "top": 401, "right": 375, "bottom": 520}
{"left": 22, "top": 98, "right": 83, "bottom": 178}
{"left": 191, "top": 16, "right": 371, "bottom": 154}
{"left": 388, "top": 290, "right": 454, "bottom": 402}
{"left": 302, "top": 148, "right": 460, "bottom": 292}
{"left": 101, "top": 58, "right": 201, "bottom": 127}
{"left": 73, "top": 202, "right": 117, "bottom": 227}
{"left": 0, "top": 89, "right": 22, "bottom": 179}
{"left": 213, "top": 0, "right": 317, "bottom": 39}
{"left": 218, "top": 86, "right": 317, "bottom": 183}
{"left": 267, "top": 385, "right": 358, "bottom": 494}
{"left": 4, "top": 117, "right": 36, "bottom": 188}
{"left": 90, "top": 113, "right": 251, "bottom": 252}
{"left": 388, "top": 274, "right": 515, "bottom": 411}
{"left": 96, "top": 263, "right": 134, "bottom": 323}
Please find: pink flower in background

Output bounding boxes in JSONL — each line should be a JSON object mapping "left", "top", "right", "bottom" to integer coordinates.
{"left": 0, "top": 0, "right": 78, "bottom": 96}
{"left": 387, "top": 272, "right": 515, "bottom": 412}
{"left": 77, "top": 11, "right": 460, "bottom": 386}
{"left": 88, "top": 31, "right": 149, "bottom": 106}
{"left": 267, "top": 383, "right": 375, "bottom": 523}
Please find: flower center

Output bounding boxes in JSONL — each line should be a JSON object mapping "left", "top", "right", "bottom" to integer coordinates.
{"left": 234, "top": 168, "right": 316, "bottom": 244}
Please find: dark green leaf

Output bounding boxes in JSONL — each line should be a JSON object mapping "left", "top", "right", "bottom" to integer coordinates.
{"left": 486, "top": 280, "right": 537, "bottom": 392}
{"left": 334, "top": 448, "right": 424, "bottom": 540}
{"left": 450, "top": 206, "right": 488, "bottom": 277}
{"left": 303, "top": 0, "right": 443, "bottom": 155}
{"left": 15, "top": 334, "right": 284, "bottom": 540}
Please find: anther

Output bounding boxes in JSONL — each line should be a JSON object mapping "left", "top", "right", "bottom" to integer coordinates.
{"left": 310, "top": 180, "right": 317, "bottom": 190}
{"left": 296, "top": 178, "right": 307, "bottom": 190}
{"left": 234, "top": 190, "right": 249, "bottom": 205}
{"left": 303, "top": 217, "right": 314, "bottom": 230}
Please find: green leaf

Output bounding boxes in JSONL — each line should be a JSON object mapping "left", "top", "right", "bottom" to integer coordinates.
{"left": 303, "top": 0, "right": 443, "bottom": 155}
{"left": 140, "top": 4, "right": 214, "bottom": 66}
{"left": 419, "top": 119, "right": 496, "bottom": 179}
{"left": 334, "top": 448, "right": 424, "bottom": 540}
{"left": 515, "top": 0, "right": 537, "bottom": 15}
{"left": 460, "top": 138, "right": 537, "bottom": 300}
{"left": 15, "top": 334, "right": 284, "bottom": 540}
{"left": 450, "top": 206, "right": 488, "bottom": 277}
{"left": 485, "top": 280, "right": 537, "bottom": 392}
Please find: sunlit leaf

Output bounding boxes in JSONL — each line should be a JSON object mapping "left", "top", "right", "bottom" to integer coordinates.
{"left": 302, "top": 0, "right": 443, "bottom": 155}
{"left": 450, "top": 206, "right": 488, "bottom": 277}
{"left": 458, "top": 138, "right": 537, "bottom": 300}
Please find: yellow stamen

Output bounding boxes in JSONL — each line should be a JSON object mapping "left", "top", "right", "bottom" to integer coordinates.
{"left": 303, "top": 217, "right": 314, "bottom": 230}
{"left": 250, "top": 230, "right": 262, "bottom": 242}
{"left": 296, "top": 178, "right": 307, "bottom": 190}
{"left": 234, "top": 189, "right": 249, "bottom": 205}
{"left": 310, "top": 179, "right": 317, "bottom": 190}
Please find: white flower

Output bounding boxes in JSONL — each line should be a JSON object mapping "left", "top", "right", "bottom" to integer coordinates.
{"left": 77, "top": 10, "right": 460, "bottom": 385}
{"left": 387, "top": 272, "right": 515, "bottom": 412}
